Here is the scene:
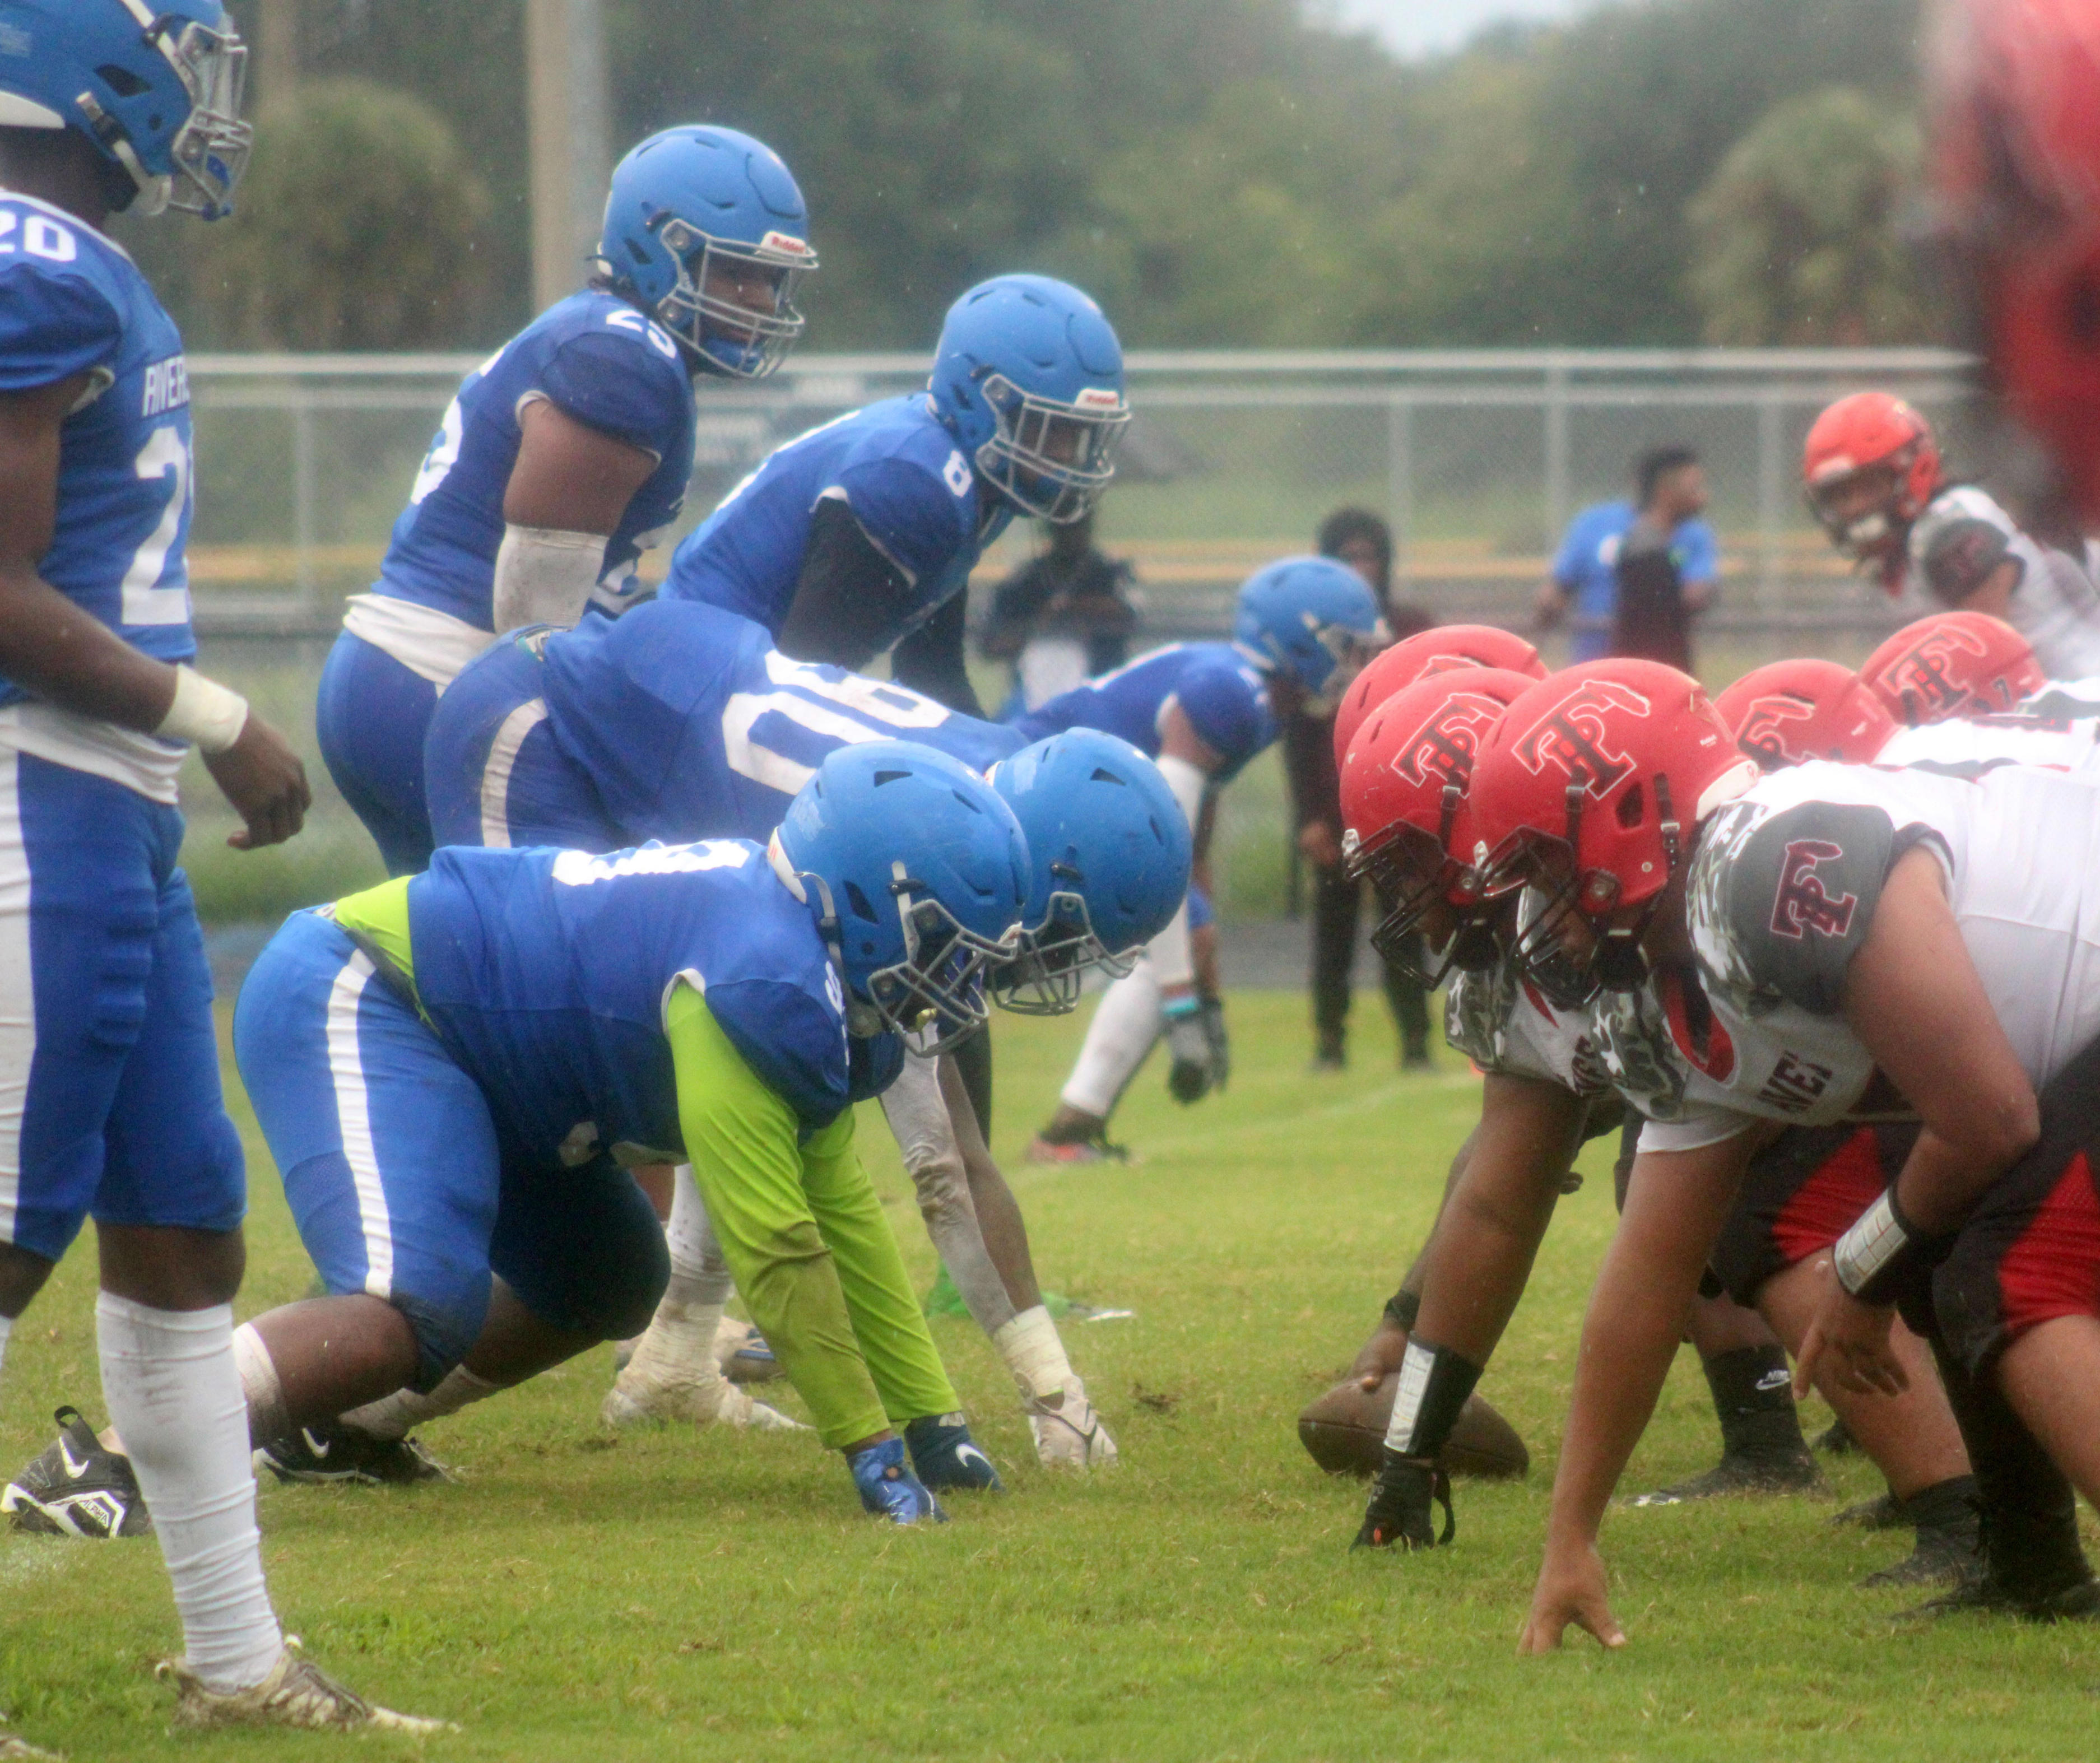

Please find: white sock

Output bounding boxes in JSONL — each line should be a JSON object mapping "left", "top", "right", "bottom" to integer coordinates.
{"left": 97, "top": 1295, "right": 283, "bottom": 1693}
{"left": 667, "top": 1165, "right": 736, "bottom": 1308}
{"left": 338, "top": 1365, "right": 501, "bottom": 1443}
{"left": 1060, "top": 960, "right": 1163, "bottom": 1119}
{"left": 231, "top": 1322, "right": 289, "bottom": 1443}
{"left": 992, "top": 1305, "right": 1075, "bottom": 1403}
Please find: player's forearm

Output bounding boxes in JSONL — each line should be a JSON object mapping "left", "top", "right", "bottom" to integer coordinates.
{"left": 1893, "top": 1123, "right": 2032, "bottom": 1236}
{"left": 0, "top": 568, "right": 180, "bottom": 729}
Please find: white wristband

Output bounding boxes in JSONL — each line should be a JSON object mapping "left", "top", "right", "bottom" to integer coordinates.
{"left": 1832, "top": 1187, "right": 1913, "bottom": 1300}
{"left": 155, "top": 665, "right": 249, "bottom": 755}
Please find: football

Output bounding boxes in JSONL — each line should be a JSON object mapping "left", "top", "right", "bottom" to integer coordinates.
{"left": 1297, "top": 1373, "right": 1530, "bottom": 1480}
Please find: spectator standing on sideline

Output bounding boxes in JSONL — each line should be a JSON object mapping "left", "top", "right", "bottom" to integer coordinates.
{"left": 1286, "top": 509, "right": 1434, "bottom": 1072}
{"left": 1535, "top": 446, "right": 1718, "bottom": 666}
{"left": 979, "top": 513, "right": 1140, "bottom": 712}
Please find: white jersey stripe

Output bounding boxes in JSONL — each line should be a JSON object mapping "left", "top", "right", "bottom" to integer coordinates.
{"left": 323, "top": 952, "right": 393, "bottom": 1299}
{"left": 0, "top": 753, "right": 31, "bottom": 1247}
{"left": 479, "top": 698, "right": 551, "bottom": 848}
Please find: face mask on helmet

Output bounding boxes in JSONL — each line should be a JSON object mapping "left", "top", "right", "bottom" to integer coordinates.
{"left": 1349, "top": 806, "right": 1494, "bottom": 989}
{"left": 972, "top": 376, "right": 1130, "bottom": 524}
{"left": 989, "top": 880, "right": 1134, "bottom": 1016}
{"left": 73, "top": 11, "right": 253, "bottom": 220}
{"left": 1806, "top": 460, "right": 1913, "bottom": 559}
{"left": 844, "top": 883, "right": 1014, "bottom": 1048}
{"left": 648, "top": 215, "right": 814, "bottom": 378}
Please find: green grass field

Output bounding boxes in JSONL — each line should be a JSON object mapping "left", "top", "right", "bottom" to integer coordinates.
{"left": 5, "top": 993, "right": 2100, "bottom": 1761}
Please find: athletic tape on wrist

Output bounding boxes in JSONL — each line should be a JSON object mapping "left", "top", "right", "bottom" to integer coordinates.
{"left": 1832, "top": 1186, "right": 1915, "bottom": 1302}
{"left": 155, "top": 665, "right": 249, "bottom": 754}
{"left": 1382, "top": 1338, "right": 1483, "bottom": 1458}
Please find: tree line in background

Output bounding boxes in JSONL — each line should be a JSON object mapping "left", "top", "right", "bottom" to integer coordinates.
{"left": 142, "top": 0, "right": 1936, "bottom": 353}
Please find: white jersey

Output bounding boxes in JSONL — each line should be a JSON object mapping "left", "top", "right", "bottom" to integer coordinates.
{"left": 1445, "top": 960, "right": 1612, "bottom": 1096}
{"left": 1625, "top": 760, "right": 2100, "bottom": 1151}
{"left": 1897, "top": 486, "right": 2100, "bottom": 681}
{"left": 1876, "top": 709, "right": 2100, "bottom": 777}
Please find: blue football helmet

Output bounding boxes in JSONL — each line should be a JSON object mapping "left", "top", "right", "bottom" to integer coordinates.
{"left": 773, "top": 741, "right": 1028, "bottom": 1040}
{"left": 928, "top": 274, "right": 1130, "bottom": 524}
{"left": 597, "top": 124, "right": 815, "bottom": 379}
{"left": 0, "top": 0, "right": 250, "bottom": 219}
{"left": 1233, "top": 556, "right": 1388, "bottom": 709}
{"left": 986, "top": 732, "right": 1193, "bottom": 1015}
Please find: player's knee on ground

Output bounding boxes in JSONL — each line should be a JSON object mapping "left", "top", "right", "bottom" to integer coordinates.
{"left": 487, "top": 1160, "right": 671, "bottom": 1345}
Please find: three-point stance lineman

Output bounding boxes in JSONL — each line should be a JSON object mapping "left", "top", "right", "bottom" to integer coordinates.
{"left": 231, "top": 743, "right": 1027, "bottom": 1524}
{"left": 317, "top": 123, "right": 815, "bottom": 874}
{"left": 0, "top": 0, "right": 440, "bottom": 1735}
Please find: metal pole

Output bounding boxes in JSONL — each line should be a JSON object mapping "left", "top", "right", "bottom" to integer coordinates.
{"left": 1757, "top": 390, "right": 1785, "bottom": 621}
{"left": 526, "top": 0, "right": 610, "bottom": 313}
{"left": 1386, "top": 396, "right": 1414, "bottom": 588}
{"left": 1543, "top": 360, "right": 1570, "bottom": 550}
{"left": 292, "top": 392, "right": 316, "bottom": 611}
{"left": 255, "top": 0, "right": 299, "bottom": 107}
{"left": 566, "top": 0, "right": 613, "bottom": 253}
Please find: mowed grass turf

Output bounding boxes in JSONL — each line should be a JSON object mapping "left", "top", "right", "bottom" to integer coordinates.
{"left": 5, "top": 990, "right": 2100, "bottom": 1762}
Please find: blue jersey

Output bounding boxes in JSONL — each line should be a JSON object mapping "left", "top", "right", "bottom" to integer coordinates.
{"left": 1551, "top": 499, "right": 1720, "bottom": 664}
{"left": 406, "top": 840, "right": 898, "bottom": 1152}
{"left": 663, "top": 394, "right": 1010, "bottom": 644}
{"left": 527, "top": 599, "right": 1025, "bottom": 843}
{"left": 1013, "top": 643, "right": 1277, "bottom": 782}
{"left": 377, "top": 292, "right": 698, "bottom": 629}
{"left": 0, "top": 194, "right": 198, "bottom": 706}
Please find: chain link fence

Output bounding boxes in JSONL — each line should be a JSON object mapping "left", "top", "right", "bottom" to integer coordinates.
{"left": 179, "top": 347, "right": 1984, "bottom": 925}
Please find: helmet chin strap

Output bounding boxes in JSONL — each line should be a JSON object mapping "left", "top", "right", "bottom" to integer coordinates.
{"left": 769, "top": 832, "right": 886, "bottom": 1038}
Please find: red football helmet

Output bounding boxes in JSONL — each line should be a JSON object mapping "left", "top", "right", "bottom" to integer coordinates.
{"left": 1859, "top": 610, "right": 2046, "bottom": 724}
{"left": 1468, "top": 660, "right": 1758, "bottom": 1006}
{"left": 1338, "top": 667, "right": 1539, "bottom": 985}
{"left": 1331, "top": 624, "right": 1546, "bottom": 769}
{"left": 1802, "top": 393, "right": 1944, "bottom": 570}
{"left": 1928, "top": 0, "right": 2100, "bottom": 523}
{"left": 1714, "top": 659, "right": 1898, "bottom": 770}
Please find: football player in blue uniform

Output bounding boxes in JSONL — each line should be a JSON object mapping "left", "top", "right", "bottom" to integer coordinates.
{"left": 314, "top": 123, "right": 815, "bottom": 876}
{"left": 222, "top": 745, "right": 1023, "bottom": 1529}
{"left": 1023, "top": 557, "right": 1387, "bottom": 1161}
{"left": 0, "top": 0, "right": 440, "bottom": 1736}
{"left": 419, "top": 602, "right": 1186, "bottom": 1463}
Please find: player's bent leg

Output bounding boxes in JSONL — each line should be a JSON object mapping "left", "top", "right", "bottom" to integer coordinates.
{"left": 793, "top": 1108, "right": 996, "bottom": 1492}
{"left": 1632, "top": 1292, "right": 1822, "bottom": 1506}
{"left": 315, "top": 631, "right": 442, "bottom": 877}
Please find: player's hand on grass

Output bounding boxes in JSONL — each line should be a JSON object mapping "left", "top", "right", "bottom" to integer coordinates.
{"left": 205, "top": 714, "right": 311, "bottom": 849}
{"left": 1163, "top": 994, "right": 1211, "bottom": 1103}
{"left": 1793, "top": 1259, "right": 1905, "bottom": 1398}
{"left": 1518, "top": 1538, "right": 1625, "bottom": 1654}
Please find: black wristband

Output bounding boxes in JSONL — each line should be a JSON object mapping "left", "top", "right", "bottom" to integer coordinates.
{"left": 1383, "top": 1288, "right": 1420, "bottom": 1334}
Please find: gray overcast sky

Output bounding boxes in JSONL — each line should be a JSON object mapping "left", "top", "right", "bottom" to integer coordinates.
{"left": 1320, "top": 0, "right": 1613, "bottom": 59}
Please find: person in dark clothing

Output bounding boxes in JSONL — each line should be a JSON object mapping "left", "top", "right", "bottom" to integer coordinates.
{"left": 978, "top": 513, "right": 1141, "bottom": 711}
{"left": 1290, "top": 509, "right": 1433, "bottom": 1071}
{"left": 1610, "top": 446, "right": 1712, "bottom": 672}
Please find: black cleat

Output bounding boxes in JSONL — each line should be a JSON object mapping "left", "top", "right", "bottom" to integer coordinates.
{"left": 1833, "top": 1491, "right": 1904, "bottom": 1529}
{"left": 1858, "top": 1476, "right": 1982, "bottom": 1588}
{"left": 1352, "top": 1450, "right": 1453, "bottom": 1551}
{"left": 1904, "top": 1494, "right": 2095, "bottom": 1621}
{"left": 254, "top": 1422, "right": 453, "bottom": 1487}
{"left": 1630, "top": 1444, "right": 1825, "bottom": 1506}
{"left": 2, "top": 1406, "right": 153, "bottom": 1538}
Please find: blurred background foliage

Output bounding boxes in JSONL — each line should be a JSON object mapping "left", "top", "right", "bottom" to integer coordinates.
{"left": 141, "top": 0, "right": 1938, "bottom": 353}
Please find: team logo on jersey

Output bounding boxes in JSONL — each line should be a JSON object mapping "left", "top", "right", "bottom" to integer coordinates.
{"left": 1769, "top": 839, "right": 1859, "bottom": 941}
{"left": 1509, "top": 680, "right": 1648, "bottom": 796}
{"left": 1391, "top": 690, "right": 1504, "bottom": 788}
{"left": 1735, "top": 694, "right": 1816, "bottom": 769}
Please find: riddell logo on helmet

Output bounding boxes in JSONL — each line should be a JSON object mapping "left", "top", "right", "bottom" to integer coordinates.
{"left": 760, "top": 231, "right": 812, "bottom": 257}
{"left": 1392, "top": 692, "right": 1505, "bottom": 788}
{"left": 1769, "top": 839, "right": 1859, "bottom": 941}
{"left": 1509, "top": 680, "right": 1650, "bottom": 795}
{"left": 1075, "top": 387, "right": 1124, "bottom": 410}
{"left": 1736, "top": 695, "right": 1815, "bottom": 766}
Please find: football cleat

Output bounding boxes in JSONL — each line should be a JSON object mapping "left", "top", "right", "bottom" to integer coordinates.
{"left": 600, "top": 1350, "right": 804, "bottom": 1432}
{"left": 1833, "top": 1491, "right": 1904, "bottom": 1530}
{"left": 0, "top": 1727, "right": 59, "bottom": 1761}
{"left": 2, "top": 1406, "right": 152, "bottom": 1538}
{"left": 1024, "top": 1134, "right": 1133, "bottom": 1166}
{"left": 848, "top": 1438, "right": 946, "bottom": 1525}
{"left": 1027, "top": 1378, "right": 1119, "bottom": 1469}
{"left": 1352, "top": 1449, "right": 1453, "bottom": 1551}
{"left": 1857, "top": 1475, "right": 1982, "bottom": 1588}
{"left": 159, "top": 1640, "right": 454, "bottom": 1732}
{"left": 1629, "top": 1443, "right": 1824, "bottom": 1506}
{"left": 1815, "top": 1417, "right": 1859, "bottom": 1455}
{"left": 904, "top": 1413, "right": 1002, "bottom": 1492}
{"left": 253, "top": 1423, "right": 453, "bottom": 1487}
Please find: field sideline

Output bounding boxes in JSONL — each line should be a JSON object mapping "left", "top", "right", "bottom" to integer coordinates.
{"left": 3, "top": 992, "right": 2098, "bottom": 1761}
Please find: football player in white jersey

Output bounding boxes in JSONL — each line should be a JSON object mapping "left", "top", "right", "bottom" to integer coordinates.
{"left": 1336, "top": 669, "right": 1974, "bottom": 1579}
{"left": 1802, "top": 393, "right": 2100, "bottom": 683}
{"left": 1464, "top": 661, "right": 2100, "bottom": 1650}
